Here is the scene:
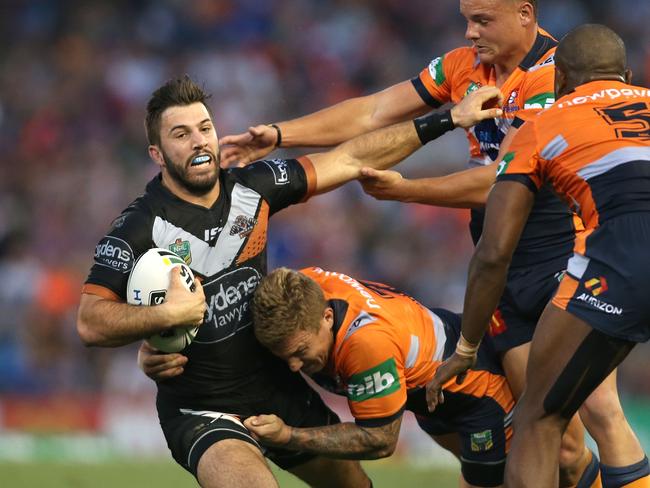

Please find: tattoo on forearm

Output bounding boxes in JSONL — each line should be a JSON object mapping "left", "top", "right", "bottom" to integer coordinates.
{"left": 286, "top": 417, "right": 402, "bottom": 460}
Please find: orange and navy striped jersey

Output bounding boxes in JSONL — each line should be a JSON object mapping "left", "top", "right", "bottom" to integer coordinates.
{"left": 413, "top": 28, "right": 557, "bottom": 166}
{"left": 300, "top": 267, "right": 513, "bottom": 425}
{"left": 497, "top": 80, "right": 650, "bottom": 254}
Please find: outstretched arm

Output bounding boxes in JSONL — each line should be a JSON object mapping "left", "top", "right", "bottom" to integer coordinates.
{"left": 307, "top": 86, "right": 503, "bottom": 194}
{"left": 360, "top": 123, "right": 521, "bottom": 209}
{"left": 220, "top": 81, "right": 427, "bottom": 166}
{"left": 244, "top": 414, "right": 402, "bottom": 460}
{"left": 360, "top": 163, "right": 497, "bottom": 208}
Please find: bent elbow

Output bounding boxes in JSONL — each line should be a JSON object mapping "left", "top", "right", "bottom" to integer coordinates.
{"left": 374, "top": 440, "right": 397, "bottom": 459}
{"left": 76, "top": 319, "right": 98, "bottom": 347}
{"left": 474, "top": 241, "right": 512, "bottom": 270}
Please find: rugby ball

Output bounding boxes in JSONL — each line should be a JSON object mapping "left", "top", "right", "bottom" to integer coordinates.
{"left": 127, "top": 248, "right": 199, "bottom": 353}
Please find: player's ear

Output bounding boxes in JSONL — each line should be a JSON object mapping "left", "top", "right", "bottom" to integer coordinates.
{"left": 323, "top": 307, "right": 334, "bottom": 330}
{"left": 149, "top": 145, "right": 165, "bottom": 169}
{"left": 518, "top": 1, "right": 535, "bottom": 27}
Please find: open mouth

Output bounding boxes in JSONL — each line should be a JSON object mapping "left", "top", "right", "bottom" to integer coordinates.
{"left": 190, "top": 154, "right": 212, "bottom": 166}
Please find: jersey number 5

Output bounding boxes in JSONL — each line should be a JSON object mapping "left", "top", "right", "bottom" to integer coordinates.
{"left": 597, "top": 102, "right": 650, "bottom": 140}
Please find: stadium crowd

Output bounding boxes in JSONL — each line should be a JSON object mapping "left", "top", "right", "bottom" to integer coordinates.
{"left": 0, "top": 0, "right": 649, "bottom": 411}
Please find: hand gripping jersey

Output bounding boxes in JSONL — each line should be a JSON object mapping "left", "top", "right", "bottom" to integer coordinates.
{"left": 83, "top": 157, "right": 317, "bottom": 419}
{"left": 412, "top": 29, "right": 578, "bottom": 269}
{"left": 498, "top": 81, "right": 650, "bottom": 341}
{"left": 301, "top": 267, "right": 513, "bottom": 426}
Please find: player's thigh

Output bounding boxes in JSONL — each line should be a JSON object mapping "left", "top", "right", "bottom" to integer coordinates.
{"left": 197, "top": 438, "right": 278, "bottom": 488}
{"left": 432, "top": 432, "right": 462, "bottom": 459}
{"left": 500, "top": 342, "right": 530, "bottom": 400}
{"left": 522, "top": 303, "right": 633, "bottom": 423}
{"left": 287, "top": 456, "right": 370, "bottom": 488}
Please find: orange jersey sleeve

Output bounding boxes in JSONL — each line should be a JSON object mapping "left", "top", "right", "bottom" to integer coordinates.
{"left": 336, "top": 325, "right": 408, "bottom": 423}
{"left": 496, "top": 119, "right": 544, "bottom": 191}
{"left": 413, "top": 47, "right": 476, "bottom": 107}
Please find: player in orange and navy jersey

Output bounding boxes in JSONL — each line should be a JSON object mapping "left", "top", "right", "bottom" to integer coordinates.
{"left": 426, "top": 25, "right": 650, "bottom": 488}
{"left": 245, "top": 267, "right": 514, "bottom": 488}
{"left": 218, "top": 4, "right": 607, "bottom": 484}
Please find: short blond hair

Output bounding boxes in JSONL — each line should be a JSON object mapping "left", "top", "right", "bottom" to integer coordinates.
{"left": 253, "top": 268, "right": 327, "bottom": 350}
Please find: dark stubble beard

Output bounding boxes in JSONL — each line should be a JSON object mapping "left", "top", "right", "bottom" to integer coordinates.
{"left": 162, "top": 149, "right": 221, "bottom": 196}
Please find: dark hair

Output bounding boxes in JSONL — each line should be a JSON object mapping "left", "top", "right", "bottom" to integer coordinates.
{"left": 145, "top": 75, "right": 212, "bottom": 146}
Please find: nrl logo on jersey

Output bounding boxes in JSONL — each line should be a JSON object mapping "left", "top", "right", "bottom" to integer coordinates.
{"left": 229, "top": 215, "right": 257, "bottom": 238}
{"left": 169, "top": 238, "right": 192, "bottom": 265}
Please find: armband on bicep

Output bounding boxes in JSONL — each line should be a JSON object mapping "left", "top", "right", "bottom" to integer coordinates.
{"left": 413, "top": 110, "right": 455, "bottom": 145}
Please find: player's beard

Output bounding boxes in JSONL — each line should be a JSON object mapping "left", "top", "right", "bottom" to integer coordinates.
{"left": 162, "top": 148, "right": 221, "bottom": 196}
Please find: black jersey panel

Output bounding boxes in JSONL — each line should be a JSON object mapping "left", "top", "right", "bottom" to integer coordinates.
{"left": 229, "top": 158, "right": 309, "bottom": 215}
{"left": 85, "top": 199, "right": 155, "bottom": 298}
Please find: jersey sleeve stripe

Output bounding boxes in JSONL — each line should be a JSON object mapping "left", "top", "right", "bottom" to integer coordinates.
{"left": 354, "top": 405, "right": 405, "bottom": 428}
{"left": 410, "top": 77, "right": 443, "bottom": 108}
{"left": 297, "top": 156, "right": 317, "bottom": 201}
{"left": 81, "top": 283, "right": 121, "bottom": 301}
{"left": 540, "top": 134, "right": 569, "bottom": 160}
{"left": 496, "top": 174, "right": 539, "bottom": 193}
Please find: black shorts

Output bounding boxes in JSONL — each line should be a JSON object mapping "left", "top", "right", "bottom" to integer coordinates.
{"left": 160, "top": 382, "right": 340, "bottom": 476}
{"left": 553, "top": 214, "right": 650, "bottom": 343}
{"left": 488, "top": 258, "right": 567, "bottom": 353}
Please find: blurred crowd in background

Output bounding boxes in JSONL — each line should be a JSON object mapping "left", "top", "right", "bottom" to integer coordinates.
{"left": 0, "top": 0, "right": 649, "bottom": 419}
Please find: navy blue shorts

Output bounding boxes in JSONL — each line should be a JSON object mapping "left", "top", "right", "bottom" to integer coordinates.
{"left": 488, "top": 258, "right": 567, "bottom": 353}
{"left": 414, "top": 309, "right": 513, "bottom": 487}
{"left": 553, "top": 214, "right": 650, "bottom": 343}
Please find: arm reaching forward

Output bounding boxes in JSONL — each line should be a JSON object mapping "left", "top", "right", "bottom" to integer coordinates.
{"left": 306, "top": 86, "right": 503, "bottom": 194}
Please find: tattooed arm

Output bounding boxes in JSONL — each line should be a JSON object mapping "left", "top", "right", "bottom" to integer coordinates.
{"left": 244, "top": 414, "right": 402, "bottom": 460}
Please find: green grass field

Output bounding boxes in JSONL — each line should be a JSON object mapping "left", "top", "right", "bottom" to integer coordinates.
{"left": 0, "top": 459, "right": 458, "bottom": 487}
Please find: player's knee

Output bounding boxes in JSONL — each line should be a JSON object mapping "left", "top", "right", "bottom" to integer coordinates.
{"left": 580, "top": 391, "right": 626, "bottom": 435}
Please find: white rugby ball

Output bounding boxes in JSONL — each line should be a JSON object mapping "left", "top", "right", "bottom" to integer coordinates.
{"left": 126, "top": 248, "right": 200, "bottom": 353}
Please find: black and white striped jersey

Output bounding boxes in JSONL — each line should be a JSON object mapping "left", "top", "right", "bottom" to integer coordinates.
{"left": 84, "top": 157, "right": 316, "bottom": 417}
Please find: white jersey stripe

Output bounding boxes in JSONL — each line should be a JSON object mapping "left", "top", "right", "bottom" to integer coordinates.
{"left": 152, "top": 183, "right": 261, "bottom": 276}
{"left": 577, "top": 147, "right": 650, "bottom": 181}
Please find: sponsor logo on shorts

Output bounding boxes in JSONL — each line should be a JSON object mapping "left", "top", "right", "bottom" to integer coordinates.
{"left": 229, "top": 215, "right": 257, "bottom": 238}
{"left": 94, "top": 236, "right": 134, "bottom": 273}
{"left": 346, "top": 358, "right": 400, "bottom": 402}
{"left": 488, "top": 309, "right": 508, "bottom": 336}
{"left": 428, "top": 56, "right": 446, "bottom": 86}
{"left": 575, "top": 293, "right": 623, "bottom": 315}
{"left": 470, "top": 429, "right": 494, "bottom": 452}
{"left": 169, "top": 238, "right": 192, "bottom": 265}
{"left": 264, "top": 158, "right": 290, "bottom": 185}
{"left": 585, "top": 276, "right": 608, "bottom": 296}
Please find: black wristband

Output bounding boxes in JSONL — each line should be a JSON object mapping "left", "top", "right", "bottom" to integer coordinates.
{"left": 413, "top": 109, "right": 455, "bottom": 145}
{"left": 268, "top": 123, "right": 282, "bottom": 148}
